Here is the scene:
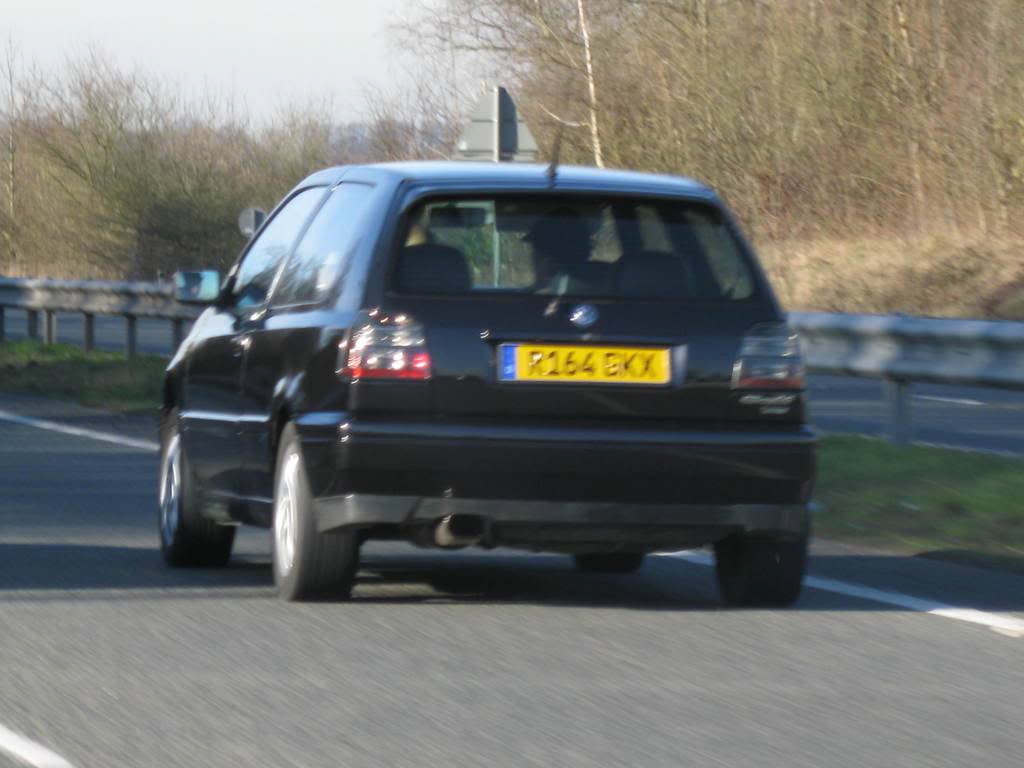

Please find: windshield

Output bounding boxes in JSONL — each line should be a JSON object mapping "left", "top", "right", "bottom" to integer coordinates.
{"left": 394, "top": 196, "right": 758, "bottom": 301}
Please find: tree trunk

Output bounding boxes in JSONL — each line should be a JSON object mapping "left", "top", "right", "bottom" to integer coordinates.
{"left": 2, "top": 43, "right": 16, "bottom": 274}
{"left": 984, "top": 0, "right": 1010, "bottom": 234}
{"left": 893, "top": 0, "right": 927, "bottom": 234}
{"left": 576, "top": 0, "right": 604, "bottom": 168}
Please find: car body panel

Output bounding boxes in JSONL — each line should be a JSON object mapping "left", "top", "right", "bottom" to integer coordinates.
{"left": 238, "top": 307, "right": 357, "bottom": 520}
{"left": 177, "top": 310, "right": 246, "bottom": 497}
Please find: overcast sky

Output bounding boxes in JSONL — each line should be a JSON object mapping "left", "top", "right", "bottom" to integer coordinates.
{"left": 5, "top": 0, "right": 409, "bottom": 122}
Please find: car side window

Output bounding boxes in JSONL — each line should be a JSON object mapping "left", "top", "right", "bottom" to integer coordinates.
{"left": 273, "top": 183, "right": 375, "bottom": 307}
{"left": 232, "top": 187, "right": 324, "bottom": 309}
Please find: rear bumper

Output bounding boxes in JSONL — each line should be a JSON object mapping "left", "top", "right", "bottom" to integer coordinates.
{"left": 314, "top": 495, "right": 810, "bottom": 552}
{"left": 296, "top": 413, "right": 816, "bottom": 549}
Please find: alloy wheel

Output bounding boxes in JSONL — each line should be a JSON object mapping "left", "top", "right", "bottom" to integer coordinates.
{"left": 159, "top": 433, "right": 182, "bottom": 546}
{"left": 274, "top": 451, "right": 300, "bottom": 578}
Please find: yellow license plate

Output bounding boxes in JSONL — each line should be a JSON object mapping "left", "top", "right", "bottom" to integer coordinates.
{"left": 499, "top": 344, "right": 672, "bottom": 385}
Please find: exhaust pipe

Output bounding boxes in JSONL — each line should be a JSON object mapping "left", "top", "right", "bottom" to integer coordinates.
{"left": 434, "top": 514, "right": 485, "bottom": 548}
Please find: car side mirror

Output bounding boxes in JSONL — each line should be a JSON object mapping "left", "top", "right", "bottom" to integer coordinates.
{"left": 238, "top": 207, "right": 267, "bottom": 239}
{"left": 174, "top": 270, "right": 221, "bottom": 304}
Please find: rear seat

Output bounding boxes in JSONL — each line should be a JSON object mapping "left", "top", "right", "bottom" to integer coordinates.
{"left": 613, "top": 250, "right": 693, "bottom": 299}
{"left": 396, "top": 244, "right": 471, "bottom": 294}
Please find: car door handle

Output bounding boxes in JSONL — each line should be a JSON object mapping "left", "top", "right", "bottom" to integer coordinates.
{"left": 232, "top": 334, "right": 252, "bottom": 357}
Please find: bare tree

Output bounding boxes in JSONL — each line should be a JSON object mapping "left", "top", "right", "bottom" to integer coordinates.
{"left": 401, "top": 0, "right": 615, "bottom": 165}
{"left": 2, "top": 2, "right": 1024, "bottom": 317}
{"left": 576, "top": 0, "right": 604, "bottom": 166}
{"left": 1, "top": 39, "right": 20, "bottom": 274}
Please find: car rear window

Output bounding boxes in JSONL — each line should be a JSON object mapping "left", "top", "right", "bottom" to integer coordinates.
{"left": 393, "top": 195, "right": 757, "bottom": 301}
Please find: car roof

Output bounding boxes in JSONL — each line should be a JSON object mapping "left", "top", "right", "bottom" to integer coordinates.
{"left": 294, "top": 161, "right": 717, "bottom": 200}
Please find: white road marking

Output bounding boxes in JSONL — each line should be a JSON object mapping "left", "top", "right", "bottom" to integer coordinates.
{"left": 662, "top": 551, "right": 1024, "bottom": 638}
{"left": 0, "top": 723, "right": 76, "bottom": 768}
{"left": 0, "top": 409, "right": 159, "bottom": 452}
{"left": 914, "top": 395, "right": 985, "bottom": 407}
{"left": 811, "top": 395, "right": 986, "bottom": 408}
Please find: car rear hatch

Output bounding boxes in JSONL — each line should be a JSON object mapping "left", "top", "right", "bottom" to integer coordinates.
{"left": 387, "top": 296, "right": 783, "bottom": 421}
{"left": 348, "top": 193, "right": 803, "bottom": 425}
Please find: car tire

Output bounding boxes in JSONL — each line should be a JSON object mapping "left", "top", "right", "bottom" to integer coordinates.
{"left": 713, "top": 532, "right": 807, "bottom": 607}
{"left": 158, "top": 408, "right": 235, "bottom": 568}
{"left": 573, "top": 553, "right": 645, "bottom": 574}
{"left": 272, "top": 422, "right": 359, "bottom": 601}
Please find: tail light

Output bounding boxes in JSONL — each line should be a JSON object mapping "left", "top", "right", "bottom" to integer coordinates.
{"left": 732, "top": 323, "right": 805, "bottom": 390}
{"left": 340, "top": 311, "right": 432, "bottom": 381}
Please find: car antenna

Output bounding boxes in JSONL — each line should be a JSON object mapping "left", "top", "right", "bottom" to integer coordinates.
{"left": 545, "top": 74, "right": 576, "bottom": 187}
{"left": 546, "top": 124, "right": 564, "bottom": 187}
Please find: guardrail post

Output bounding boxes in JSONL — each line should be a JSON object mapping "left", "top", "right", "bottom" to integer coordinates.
{"left": 83, "top": 313, "right": 95, "bottom": 352}
{"left": 884, "top": 378, "right": 912, "bottom": 445}
{"left": 43, "top": 310, "right": 58, "bottom": 344}
{"left": 125, "top": 315, "right": 137, "bottom": 359}
{"left": 171, "top": 318, "right": 184, "bottom": 351}
{"left": 26, "top": 310, "right": 39, "bottom": 340}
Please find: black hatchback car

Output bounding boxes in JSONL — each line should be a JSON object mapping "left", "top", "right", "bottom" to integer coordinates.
{"left": 159, "top": 162, "right": 816, "bottom": 604}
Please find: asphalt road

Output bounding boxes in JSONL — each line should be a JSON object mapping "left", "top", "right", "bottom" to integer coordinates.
{"left": 2, "top": 393, "right": 1024, "bottom": 767}
{"left": 2, "top": 308, "right": 1023, "bottom": 454}
{"left": 808, "top": 374, "right": 1024, "bottom": 454}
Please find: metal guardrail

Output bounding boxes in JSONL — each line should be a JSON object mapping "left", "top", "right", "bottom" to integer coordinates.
{"left": 790, "top": 311, "right": 1024, "bottom": 443}
{"left": 0, "top": 277, "right": 200, "bottom": 357}
{"left": 2, "top": 279, "right": 1022, "bottom": 443}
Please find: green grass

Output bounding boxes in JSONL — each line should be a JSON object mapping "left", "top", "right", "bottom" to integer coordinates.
{"left": 816, "top": 435, "right": 1024, "bottom": 568}
{"left": 0, "top": 340, "right": 165, "bottom": 413}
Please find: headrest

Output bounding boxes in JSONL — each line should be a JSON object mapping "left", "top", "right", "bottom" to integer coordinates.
{"left": 615, "top": 250, "right": 692, "bottom": 299}
{"left": 396, "top": 244, "right": 471, "bottom": 294}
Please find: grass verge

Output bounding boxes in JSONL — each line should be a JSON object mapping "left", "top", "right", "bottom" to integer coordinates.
{"left": 816, "top": 435, "right": 1024, "bottom": 571}
{"left": 0, "top": 340, "right": 164, "bottom": 412}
